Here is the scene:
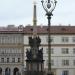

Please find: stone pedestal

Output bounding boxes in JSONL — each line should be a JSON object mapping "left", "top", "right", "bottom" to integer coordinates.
{"left": 47, "top": 72, "right": 54, "bottom": 75}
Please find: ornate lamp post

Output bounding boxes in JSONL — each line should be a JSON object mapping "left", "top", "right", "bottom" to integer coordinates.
{"left": 41, "top": 0, "right": 57, "bottom": 75}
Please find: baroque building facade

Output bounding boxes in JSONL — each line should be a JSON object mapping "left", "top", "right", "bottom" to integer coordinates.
{"left": 0, "top": 25, "right": 75, "bottom": 75}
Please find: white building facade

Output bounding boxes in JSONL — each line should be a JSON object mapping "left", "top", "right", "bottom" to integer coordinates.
{"left": 0, "top": 25, "right": 75, "bottom": 75}
{"left": 24, "top": 26, "right": 75, "bottom": 75}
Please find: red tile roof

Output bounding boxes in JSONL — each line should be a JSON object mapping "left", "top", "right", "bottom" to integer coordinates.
{"left": 24, "top": 26, "right": 75, "bottom": 34}
{"left": 0, "top": 25, "right": 75, "bottom": 34}
{"left": 0, "top": 26, "right": 23, "bottom": 33}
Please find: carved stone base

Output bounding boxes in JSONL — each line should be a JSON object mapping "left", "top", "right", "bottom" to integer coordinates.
{"left": 47, "top": 72, "right": 54, "bottom": 75}
{"left": 26, "top": 71, "right": 44, "bottom": 75}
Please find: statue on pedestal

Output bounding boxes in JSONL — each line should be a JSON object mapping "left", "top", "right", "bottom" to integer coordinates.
{"left": 28, "top": 36, "right": 41, "bottom": 48}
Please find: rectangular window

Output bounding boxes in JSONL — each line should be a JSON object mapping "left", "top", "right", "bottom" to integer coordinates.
{"left": 62, "top": 48, "right": 69, "bottom": 54}
{"left": 73, "top": 60, "right": 75, "bottom": 66}
{"left": 46, "top": 37, "right": 54, "bottom": 43}
{"left": 73, "top": 48, "right": 75, "bottom": 54}
{"left": 46, "top": 59, "right": 54, "bottom": 66}
{"left": 62, "top": 60, "right": 69, "bottom": 66}
{"left": 72, "top": 37, "right": 75, "bottom": 42}
{"left": 1, "top": 58, "right": 4, "bottom": 63}
{"left": 46, "top": 48, "right": 54, "bottom": 54}
{"left": 51, "top": 48, "right": 54, "bottom": 54}
{"left": 12, "top": 58, "right": 15, "bottom": 62}
{"left": 50, "top": 37, "right": 54, "bottom": 42}
{"left": 18, "top": 58, "right": 20, "bottom": 62}
{"left": 51, "top": 59, "right": 54, "bottom": 66}
{"left": 62, "top": 70, "right": 69, "bottom": 75}
{"left": 62, "top": 37, "right": 69, "bottom": 42}
{"left": 7, "top": 58, "right": 9, "bottom": 63}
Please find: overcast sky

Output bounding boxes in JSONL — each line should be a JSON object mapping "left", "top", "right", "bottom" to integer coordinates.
{"left": 0, "top": 0, "right": 75, "bottom": 26}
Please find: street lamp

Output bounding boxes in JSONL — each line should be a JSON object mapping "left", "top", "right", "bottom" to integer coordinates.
{"left": 41, "top": 0, "right": 57, "bottom": 75}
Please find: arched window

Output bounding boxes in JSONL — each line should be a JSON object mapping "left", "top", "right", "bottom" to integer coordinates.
{"left": 13, "top": 68, "right": 20, "bottom": 75}
{"left": 5, "top": 68, "right": 11, "bottom": 75}
{"left": 0, "top": 68, "right": 2, "bottom": 75}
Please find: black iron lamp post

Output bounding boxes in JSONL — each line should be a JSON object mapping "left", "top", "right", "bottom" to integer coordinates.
{"left": 41, "top": 0, "right": 57, "bottom": 75}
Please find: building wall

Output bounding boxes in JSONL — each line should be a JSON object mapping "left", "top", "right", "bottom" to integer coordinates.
{"left": 0, "top": 34, "right": 24, "bottom": 75}
{"left": 24, "top": 34, "right": 75, "bottom": 75}
{"left": 1, "top": 25, "right": 75, "bottom": 75}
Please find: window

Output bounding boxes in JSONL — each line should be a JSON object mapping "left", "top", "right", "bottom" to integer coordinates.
{"left": 46, "top": 37, "right": 54, "bottom": 42}
{"left": 50, "top": 37, "right": 54, "bottom": 42}
{"left": 51, "top": 60, "right": 54, "bottom": 66}
{"left": 73, "top": 60, "right": 75, "bottom": 66}
{"left": 7, "top": 58, "right": 9, "bottom": 63}
{"left": 62, "top": 37, "right": 69, "bottom": 42}
{"left": 46, "top": 48, "right": 54, "bottom": 54}
{"left": 62, "top": 60, "right": 69, "bottom": 66}
{"left": 72, "top": 37, "right": 75, "bottom": 42}
{"left": 62, "top": 70, "right": 69, "bottom": 75}
{"left": 62, "top": 48, "right": 69, "bottom": 54}
{"left": 12, "top": 58, "right": 15, "bottom": 62}
{"left": 73, "top": 48, "right": 75, "bottom": 54}
{"left": 1, "top": 58, "right": 4, "bottom": 63}
{"left": 18, "top": 58, "right": 20, "bottom": 62}
{"left": 51, "top": 48, "right": 54, "bottom": 54}
{"left": 46, "top": 59, "right": 54, "bottom": 66}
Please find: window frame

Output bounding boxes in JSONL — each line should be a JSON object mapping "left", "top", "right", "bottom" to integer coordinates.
{"left": 62, "top": 48, "right": 69, "bottom": 54}
{"left": 18, "top": 58, "right": 20, "bottom": 62}
{"left": 1, "top": 58, "right": 4, "bottom": 63}
{"left": 61, "top": 37, "right": 69, "bottom": 42}
{"left": 62, "top": 60, "right": 69, "bottom": 66}
{"left": 73, "top": 48, "right": 75, "bottom": 54}
{"left": 12, "top": 58, "right": 15, "bottom": 62}
{"left": 73, "top": 60, "right": 75, "bottom": 66}
{"left": 62, "top": 70, "right": 69, "bottom": 75}
{"left": 7, "top": 58, "right": 9, "bottom": 63}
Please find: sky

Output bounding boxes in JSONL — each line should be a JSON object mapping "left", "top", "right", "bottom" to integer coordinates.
{"left": 0, "top": 0, "right": 75, "bottom": 26}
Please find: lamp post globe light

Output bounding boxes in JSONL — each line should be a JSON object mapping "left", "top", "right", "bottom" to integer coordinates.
{"left": 41, "top": 0, "right": 57, "bottom": 75}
